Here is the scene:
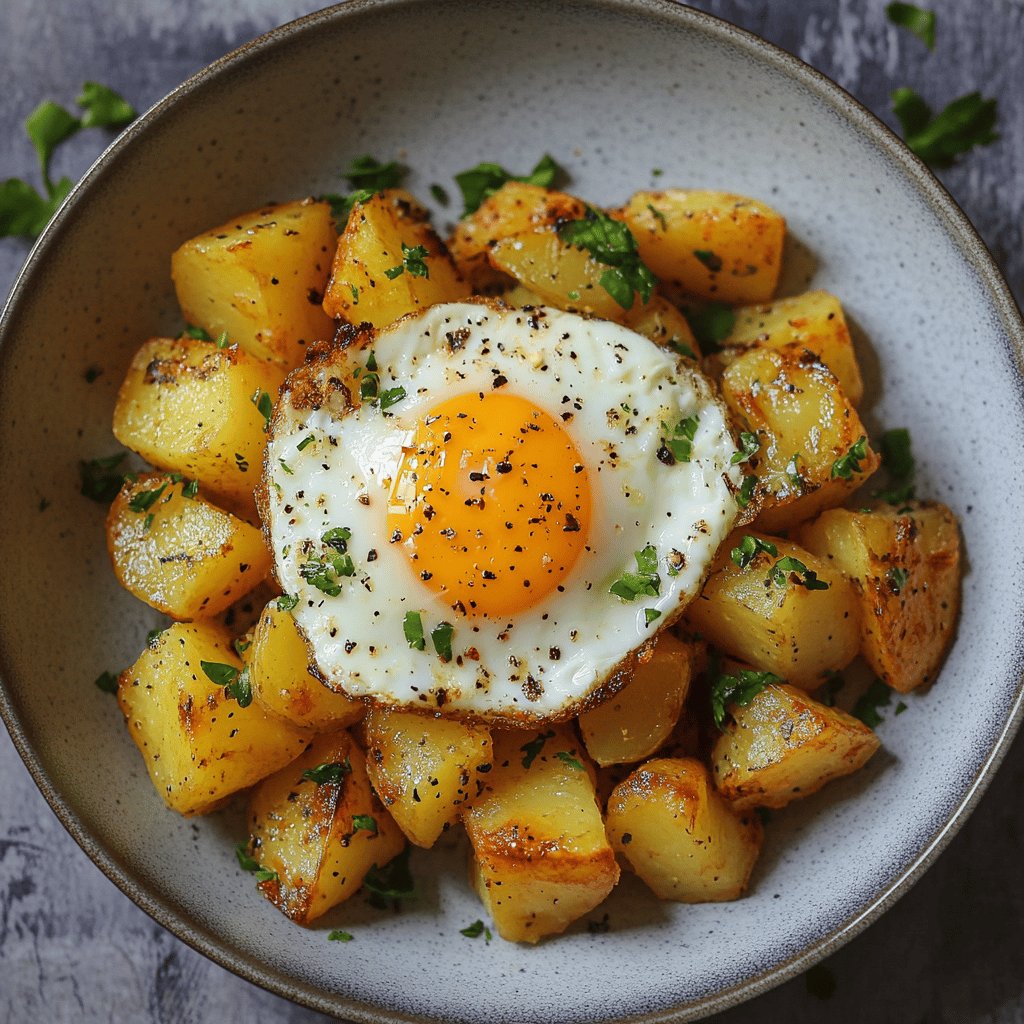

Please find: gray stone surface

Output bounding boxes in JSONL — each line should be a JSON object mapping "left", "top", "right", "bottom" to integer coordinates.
{"left": 1, "top": 1, "right": 1022, "bottom": 1021}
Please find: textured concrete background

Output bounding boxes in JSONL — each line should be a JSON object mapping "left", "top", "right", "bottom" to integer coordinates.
{"left": 1, "top": 1, "right": 1022, "bottom": 1022}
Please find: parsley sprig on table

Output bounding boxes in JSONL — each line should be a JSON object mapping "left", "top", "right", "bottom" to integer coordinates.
{"left": 1, "top": 82, "right": 136, "bottom": 239}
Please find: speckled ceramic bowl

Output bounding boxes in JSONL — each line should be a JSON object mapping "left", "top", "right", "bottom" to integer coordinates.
{"left": 2, "top": 1, "right": 1023, "bottom": 1021}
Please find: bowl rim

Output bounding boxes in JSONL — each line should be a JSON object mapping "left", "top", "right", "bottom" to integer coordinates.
{"left": 2, "top": 0, "right": 1023, "bottom": 1020}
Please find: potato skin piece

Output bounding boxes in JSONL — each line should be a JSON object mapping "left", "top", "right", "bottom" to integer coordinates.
{"left": 606, "top": 757, "right": 762, "bottom": 902}
{"left": 712, "top": 683, "right": 880, "bottom": 810}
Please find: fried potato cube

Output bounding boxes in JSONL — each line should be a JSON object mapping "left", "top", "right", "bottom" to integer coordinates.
{"left": 720, "top": 344, "right": 880, "bottom": 531}
{"left": 712, "top": 682, "right": 880, "bottom": 809}
{"left": 684, "top": 530, "right": 860, "bottom": 687}
{"left": 463, "top": 725, "right": 619, "bottom": 943}
{"left": 797, "top": 502, "right": 961, "bottom": 692}
{"left": 106, "top": 472, "right": 271, "bottom": 619}
{"left": 449, "top": 182, "right": 588, "bottom": 292}
{"left": 322, "top": 190, "right": 471, "bottom": 326}
{"left": 614, "top": 189, "right": 785, "bottom": 303}
{"left": 247, "top": 730, "right": 405, "bottom": 924}
{"left": 707, "top": 290, "right": 863, "bottom": 404}
{"left": 117, "top": 621, "right": 309, "bottom": 815}
{"left": 172, "top": 198, "right": 336, "bottom": 367}
{"left": 362, "top": 708, "right": 493, "bottom": 848}
{"left": 246, "top": 602, "right": 365, "bottom": 732}
{"left": 606, "top": 757, "right": 762, "bottom": 902}
{"left": 578, "top": 634, "right": 695, "bottom": 767}
{"left": 112, "top": 336, "right": 285, "bottom": 516}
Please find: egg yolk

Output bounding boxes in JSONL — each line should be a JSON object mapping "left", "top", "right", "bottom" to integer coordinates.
{"left": 386, "top": 391, "right": 591, "bottom": 618}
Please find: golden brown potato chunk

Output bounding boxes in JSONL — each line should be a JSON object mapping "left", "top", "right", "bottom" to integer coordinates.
{"left": 172, "top": 198, "right": 337, "bottom": 367}
{"left": 606, "top": 757, "right": 762, "bottom": 902}
{"left": 117, "top": 621, "right": 310, "bottom": 815}
{"left": 247, "top": 730, "right": 405, "bottom": 923}
{"left": 322, "top": 189, "right": 470, "bottom": 326}
{"left": 246, "top": 602, "right": 364, "bottom": 732}
{"left": 106, "top": 472, "right": 271, "bottom": 619}
{"left": 712, "top": 682, "right": 880, "bottom": 809}
{"left": 362, "top": 708, "right": 493, "bottom": 848}
{"left": 614, "top": 189, "right": 785, "bottom": 303}
{"left": 112, "top": 336, "right": 286, "bottom": 517}
{"left": 684, "top": 530, "right": 860, "bottom": 687}
{"left": 463, "top": 725, "right": 618, "bottom": 943}
{"left": 797, "top": 502, "right": 961, "bottom": 692}
{"left": 720, "top": 344, "right": 880, "bottom": 531}
{"left": 578, "top": 634, "right": 696, "bottom": 766}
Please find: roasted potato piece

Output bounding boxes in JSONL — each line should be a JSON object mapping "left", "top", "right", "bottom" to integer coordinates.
{"left": 247, "top": 602, "right": 364, "bottom": 731}
{"left": 247, "top": 730, "right": 405, "bottom": 924}
{"left": 578, "top": 634, "right": 695, "bottom": 766}
{"left": 322, "top": 189, "right": 471, "bottom": 326}
{"left": 606, "top": 757, "right": 762, "bottom": 902}
{"left": 623, "top": 293, "right": 701, "bottom": 361}
{"left": 684, "top": 530, "right": 859, "bottom": 687}
{"left": 107, "top": 472, "right": 271, "bottom": 619}
{"left": 720, "top": 344, "right": 879, "bottom": 531}
{"left": 112, "top": 336, "right": 286, "bottom": 516}
{"left": 172, "top": 198, "right": 336, "bottom": 367}
{"left": 363, "top": 708, "right": 493, "bottom": 848}
{"left": 463, "top": 725, "right": 618, "bottom": 943}
{"left": 712, "top": 682, "right": 880, "bottom": 809}
{"left": 117, "top": 621, "right": 309, "bottom": 815}
{"left": 706, "top": 290, "right": 863, "bottom": 405}
{"left": 797, "top": 502, "right": 961, "bottom": 692}
{"left": 449, "top": 182, "right": 587, "bottom": 291}
{"left": 614, "top": 189, "right": 785, "bottom": 303}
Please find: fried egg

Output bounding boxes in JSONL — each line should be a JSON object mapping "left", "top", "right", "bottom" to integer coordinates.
{"left": 261, "top": 302, "right": 741, "bottom": 722}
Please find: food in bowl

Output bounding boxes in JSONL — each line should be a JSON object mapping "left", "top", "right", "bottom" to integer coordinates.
{"left": 104, "top": 160, "right": 961, "bottom": 942}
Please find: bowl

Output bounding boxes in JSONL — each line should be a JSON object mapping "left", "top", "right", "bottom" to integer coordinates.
{"left": 2, "top": 1, "right": 1023, "bottom": 1020}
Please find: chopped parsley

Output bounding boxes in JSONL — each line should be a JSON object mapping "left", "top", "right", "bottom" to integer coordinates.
{"left": 647, "top": 203, "right": 668, "bottom": 230}
{"left": 558, "top": 207, "right": 656, "bottom": 310}
{"left": 521, "top": 729, "right": 555, "bottom": 769}
{"left": 875, "top": 427, "right": 917, "bottom": 504}
{"left": 736, "top": 474, "right": 758, "bottom": 509}
{"left": 852, "top": 678, "right": 892, "bottom": 728}
{"left": 328, "top": 929, "right": 354, "bottom": 943}
{"left": 214, "top": 332, "right": 229, "bottom": 349}
{"left": 454, "top": 153, "right": 565, "bottom": 216}
{"left": 887, "top": 566, "right": 910, "bottom": 594}
{"left": 277, "top": 459, "right": 294, "bottom": 475}
{"left": 644, "top": 608, "right": 662, "bottom": 626}
{"left": 302, "top": 759, "right": 352, "bottom": 785}
{"left": 682, "top": 302, "right": 735, "bottom": 353}
{"left": 895, "top": 701, "right": 908, "bottom": 715}
{"left": 321, "top": 154, "right": 404, "bottom": 223}
{"left": 79, "top": 452, "right": 127, "bottom": 503}
{"left": 300, "top": 553, "right": 355, "bottom": 596}
{"left": 658, "top": 414, "right": 699, "bottom": 465}
{"left": 429, "top": 183, "right": 449, "bottom": 205}
{"left": 181, "top": 325, "right": 212, "bottom": 341}
{"left": 609, "top": 544, "right": 661, "bottom": 601}
{"left": 254, "top": 868, "right": 278, "bottom": 883}
{"left": 403, "top": 611, "right": 426, "bottom": 651}
{"left": 235, "top": 843, "right": 260, "bottom": 872}
{"left": 199, "top": 660, "right": 252, "bottom": 707}
{"left": 297, "top": 433, "right": 316, "bottom": 451}
{"left": 711, "top": 668, "right": 783, "bottom": 729}
{"left": 555, "top": 751, "right": 584, "bottom": 771}
{"left": 363, "top": 847, "right": 415, "bottom": 909}
{"left": 276, "top": 593, "right": 299, "bottom": 612}
{"left": 384, "top": 242, "right": 430, "bottom": 280}
{"left": 459, "top": 920, "right": 492, "bottom": 942}
{"left": 94, "top": 670, "right": 118, "bottom": 694}
{"left": 830, "top": 436, "right": 869, "bottom": 480}
{"left": 768, "top": 555, "right": 830, "bottom": 591}
{"left": 731, "top": 432, "right": 760, "bottom": 465}
{"left": 819, "top": 670, "right": 845, "bottom": 707}
{"left": 693, "top": 249, "right": 723, "bottom": 273}
{"left": 886, "top": 2, "right": 936, "bottom": 50}
{"left": 233, "top": 637, "right": 252, "bottom": 657}
{"left": 892, "top": 87, "right": 999, "bottom": 168}
{"left": 352, "top": 814, "right": 378, "bottom": 834}
{"left": 251, "top": 389, "right": 273, "bottom": 429}
{"left": 181, "top": 478, "right": 199, "bottom": 499}
{"left": 786, "top": 452, "right": 805, "bottom": 492}
{"left": 730, "top": 534, "right": 778, "bottom": 569}
{"left": 379, "top": 385, "right": 407, "bottom": 411}
{"left": 127, "top": 481, "right": 168, "bottom": 514}
{"left": 323, "top": 526, "right": 351, "bottom": 552}
{"left": 430, "top": 621, "right": 454, "bottom": 662}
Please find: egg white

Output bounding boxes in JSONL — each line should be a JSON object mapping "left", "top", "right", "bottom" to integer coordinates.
{"left": 262, "top": 302, "right": 741, "bottom": 722}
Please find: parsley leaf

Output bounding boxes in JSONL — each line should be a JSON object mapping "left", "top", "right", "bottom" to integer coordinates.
{"left": 363, "top": 848, "right": 415, "bottom": 908}
{"left": 730, "top": 534, "right": 778, "bottom": 569}
{"left": 521, "top": 729, "right": 555, "bottom": 769}
{"left": 328, "top": 929, "right": 354, "bottom": 942}
{"left": 819, "top": 671, "right": 845, "bottom": 707}
{"left": 644, "top": 608, "right": 662, "bottom": 626}
{"left": 341, "top": 154, "right": 403, "bottom": 192}
{"left": 768, "top": 555, "right": 830, "bottom": 591}
{"left": 693, "top": 249, "right": 723, "bottom": 273}
{"left": 403, "top": 611, "right": 426, "bottom": 651}
{"left": 830, "top": 436, "right": 869, "bottom": 480}
{"left": 886, "top": 2, "right": 936, "bottom": 49}
{"left": 276, "top": 593, "right": 299, "bottom": 612}
{"left": 323, "top": 187, "right": 376, "bottom": 224}
{"left": 94, "top": 670, "right": 118, "bottom": 694}
{"left": 853, "top": 678, "right": 892, "bottom": 728}
{"left": 0, "top": 176, "right": 71, "bottom": 238}
{"left": 430, "top": 621, "right": 454, "bottom": 662}
{"left": 711, "top": 668, "right": 783, "bottom": 729}
{"left": 235, "top": 843, "right": 260, "bottom": 872}
{"left": 181, "top": 325, "right": 212, "bottom": 341}
{"left": 352, "top": 814, "right": 378, "bottom": 834}
{"left": 79, "top": 452, "right": 127, "bottom": 503}
{"left": 892, "top": 88, "right": 999, "bottom": 168}
{"left": 254, "top": 868, "right": 278, "bottom": 883}
{"left": 609, "top": 545, "right": 661, "bottom": 601}
{"left": 558, "top": 207, "right": 656, "bottom": 310}
{"left": 875, "top": 427, "right": 917, "bottom": 504}
{"left": 199, "top": 660, "right": 252, "bottom": 707}
{"left": 682, "top": 302, "right": 735, "bottom": 353}
{"left": 76, "top": 82, "right": 137, "bottom": 129}
{"left": 379, "top": 385, "right": 407, "bottom": 411}
{"left": 127, "top": 481, "right": 168, "bottom": 514}
{"left": 657, "top": 415, "right": 699, "bottom": 465}
{"left": 384, "top": 242, "right": 430, "bottom": 280}
{"left": 454, "top": 153, "right": 565, "bottom": 216}
{"left": 302, "top": 759, "right": 352, "bottom": 785}
{"left": 300, "top": 553, "right": 355, "bottom": 596}
{"left": 26, "top": 100, "right": 81, "bottom": 188}
{"left": 736, "top": 474, "right": 757, "bottom": 509}
{"left": 459, "top": 920, "right": 492, "bottom": 941}
{"left": 887, "top": 566, "right": 910, "bottom": 594}
{"left": 555, "top": 751, "right": 584, "bottom": 771}
{"left": 731, "top": 431, "right": 760, "bottom": 465}
{"left": 251, "top": 389, "right": 273, "bottom": 429}
{"left": 322, "top": 526, "right": 351, "bottom": 553}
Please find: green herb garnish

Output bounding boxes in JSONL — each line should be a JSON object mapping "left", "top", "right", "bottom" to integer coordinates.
{"left": 730, "top": 534, "right": 778, "bottom": 569}
{"left": 235, "top": 843, "right": 260, "bottom": 872}
{"left": 276, "top": 593, "right": 299, "bottom": 612}
{"left": 736, "top": 474, "right": 757, "bottom": 509}
{"left": 252, "top": 389, "right": 273, "bottom": 429}
{"left": 459, "top": 920, "right": 492, "bottom": 941}
{"left": 127, "top": 481, "right": 168, "bottom": 514}
{"left": 819, "top": 671, "right": 845, "bottom": 707}
{"left": 886, "top": 2, "right": 936, "bottom": 49}
{"left": 644, "top": 608, "right": 661, "bottom": 626}
{"left": 609, "top": 545, "right": 661, "bottom": 601}
{"left": 403, "top": 611, "right": 426, "bottom": 651}
{"left": 658, "top": 415, "right": 699, "bottom": 465}
{"left": 199, "top": 660, "right": 252, "bottom": 707}
{"left": 892, "top": 87, "right": 998, "bottom": 168}
{"left": 379, "top": 385, "right": 407, "bottom": 411}
{"left": 363, "top": 848, "right": 415, "bottom": 909}
{"left": 300, "top": 553, "right": 355, "bottom": 596}
{"left": 831, "top": 436, "right": 869, "bottom": 480}
{"left": 887, "top": 566, "right": 910, "bottom": 594}
{"left": 853, "top": 678, "right": 892, "bottom": 728}
{"left": 384, "top": 242, "right": 430, "bottom": 280}
{"left": 297, "top": 434, "right": 316, "bottom": 451}
{"left": 711, "top": 669, "right": 783, "bottom": 729}
{"left": 521, "top": 729, "right": 555, "bottom": 769}
{"left": 182, "top": 325, "right": 212, "bottom": 341}
{"left": 454, "top": 153, "right": 564, "bottom": 216}
{"left": 302, "top": 759, "right": 352, "bottom": 785}
{"left": 731, "top": 432, "right": 760, "bottom": 465}
{"left": 328, "top": 929, "right": 354, "bottom": 942}
{"left": 555, "top": 751, "right": 584, "bottom": 771}
{"left": 875, "top": 427, "right": 917, "bottom": 504}
{"left": 768, "top": 556, "right": 830, "bottom": 591}
{"left": 352, "top": 815, "right": 378, "bottom": 834}
{"left": 181, "top": 478, "right": 199, "bottom": 499}
{"left": 79, "top": 452, "right": 127, "bottom": 503}
{"left": 693, "top": 249, "right": 723, "bottom": 272}
{"left": 682, "top": 302, "right": 735, "bottom": 353}
{"left": 430, "top": 621, "right": 454, "bottom": 662}
{"left": 94, "top": 670, "right": 118, "bottom": 694}
{"left": 254, "top": 868, "right": 278, "bottom": 883}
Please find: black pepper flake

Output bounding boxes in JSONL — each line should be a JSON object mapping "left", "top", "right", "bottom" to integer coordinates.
{"left": 367, "top": 549, "right": 378, "bottom": 562}
{"left": 344, "top": 641, "right": 357, "bottom": 653}
{"left": 563, "top": 513, "right": 581, "bottom": 533}
{"left": 420, "top": 571, "right": 433, "bottom": 580}
{"left": 390, "top": 529, "right": 403, "bottom": 543}
{"left": 549, "top": 647, "right": 561, "bottom": 660}
{"left": 496, "top": 460, "right": 512, "bottom": 474}
{"left": 482, "top": 570, "right": 497, "bottom": 580}
{"left": 492, "top": 374, "right": 508, "bottom": 389}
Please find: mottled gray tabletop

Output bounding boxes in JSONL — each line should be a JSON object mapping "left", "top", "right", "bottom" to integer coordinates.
{"left": 2, "top": 1, "right": 1022, "bottom": 1022}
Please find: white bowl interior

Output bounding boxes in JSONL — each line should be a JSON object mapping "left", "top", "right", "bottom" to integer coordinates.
{"left": 1, "top": 1, "right": 1022, "bottom": 1021}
